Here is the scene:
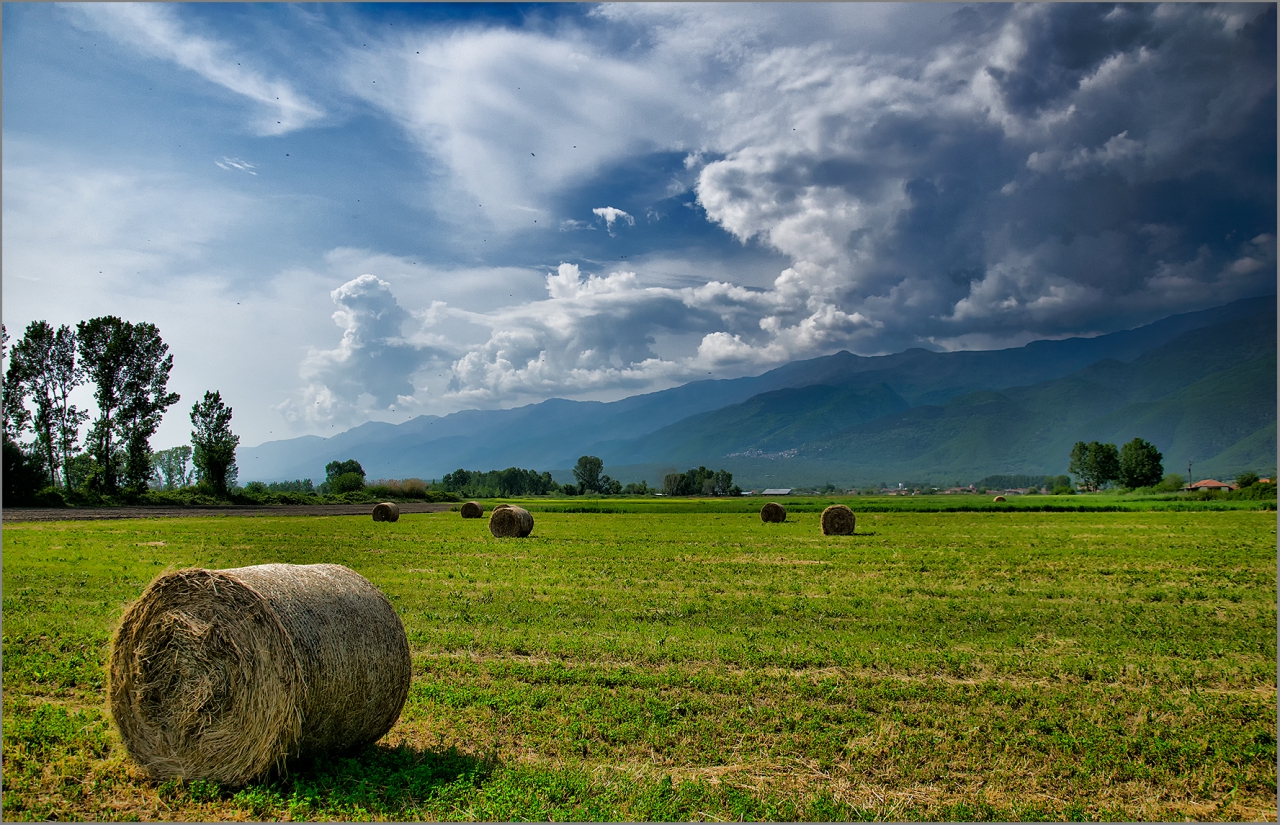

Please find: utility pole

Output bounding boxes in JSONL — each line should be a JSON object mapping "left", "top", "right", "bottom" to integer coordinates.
{"left": 1187, "top": 459, "right": 1193, "bottom": 486}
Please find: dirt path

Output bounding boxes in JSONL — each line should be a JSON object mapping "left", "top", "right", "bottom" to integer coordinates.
{"left": 2, "top": 502, "right": 457, "bottom": 522}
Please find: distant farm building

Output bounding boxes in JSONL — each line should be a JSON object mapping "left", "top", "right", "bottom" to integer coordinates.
{"left": 761, "top": 488, "right": 793, "bottom": 496}
{"left": 1187, "top": 479, "right": 1236, "bottom": 491}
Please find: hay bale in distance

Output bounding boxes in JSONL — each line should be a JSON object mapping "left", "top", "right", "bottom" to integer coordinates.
{"left": 371, "top": 502, "right": 400, "bottom": 522}
{"left": 109, "top": 563, "right": 411, "bottom": 787}
{"left": 489, "top": 505, "right": 534, "bottom": 538}
{"left": 760, "top": 502, "right": 787, "bottom": 523}
{"left": 992, "top": 495, "right": 1006, "bottom": 502}
{"left": 460, "top": 501, "right": 484, "bottom": 519}
{"left": 820, "top": 504, "right": 856, "bottom": 536}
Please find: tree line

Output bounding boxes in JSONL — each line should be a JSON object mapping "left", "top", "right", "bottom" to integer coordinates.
{"left": 662, "top": 465, "right": 740, "bottom": 497}
{"left": 440, "top": 466, "right": 561, "bottom": 498}
{"left": 1068, "top": 438, "right": 1164, "bottom": 491}
{"left": 436, "top": 456, "right": 740, "bottom": 498}
{"left": 3, "top": 319, "right": 240, "bottom": 504}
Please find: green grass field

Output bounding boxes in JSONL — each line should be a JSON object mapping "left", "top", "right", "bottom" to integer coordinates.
{"left": 508, "top": 492, "right": 1275, "bottom": 514}
{"left": 3, "top": 506, "right": 1275, "bottom": 821}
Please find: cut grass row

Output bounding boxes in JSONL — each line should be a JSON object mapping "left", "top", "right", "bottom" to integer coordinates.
{"left": 2, "top": 509, "right": 1275, "bottom": 820}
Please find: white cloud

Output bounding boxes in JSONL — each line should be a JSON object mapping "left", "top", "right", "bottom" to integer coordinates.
{"left": 592, "top": 206, "right": 634, "bottom": 235}
{"left": 290, "top": 274, "right": 449, "bottom": 425}
{"left": 215, "top": 157, "right": 258, "bottom": 175}
{"left": 1, "top": 146, "right": 342, "bottom": 450}
{"left": 342, "top": 25, "right": 695, "bottom": 231}
{"left": 20, "top": 3, "right": 1273, "bottom": 442}
{"left": 2, "top": 144, "right": 254, "bottom": 283}
{"left": 67, "top": 4, "right": 324, "bottom": 135}
{"left": 279, "top": 4, "right": 1273, "bottom": 413}
{"left": 349, "top": 260, "right": 888, "bottom": 409}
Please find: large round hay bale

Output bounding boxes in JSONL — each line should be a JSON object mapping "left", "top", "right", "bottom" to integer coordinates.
{"left": 108, "top": 563, "right": 410, "bottom": 787}
{"left": 760, "top": 502, "right": 787, "bottom": 523}
{"left": 820, "top": 504, "right": 856, "bottom": 536}
{"left": 992, "top": 495, "right": 1006, "bottom": 502}
{"left": 371, "top": 502, "right": 399, "bottom": 522}
{"left": 460, "top": 501, "right": 483, "bottom": 519}
{"left": 489, "top": 505, "right": 533, "bottom": 538}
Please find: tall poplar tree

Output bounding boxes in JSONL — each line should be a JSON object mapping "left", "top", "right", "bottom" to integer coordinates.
{"left": 190, "top": 391, "right": 240, "bottom": 496}
{"left": 8, "top": 321, "right": 87, "bottom": 488}
{"left": 78, "top": 317, "right": 180, "bottom": 494}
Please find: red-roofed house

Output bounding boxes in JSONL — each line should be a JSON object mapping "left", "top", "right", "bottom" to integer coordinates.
{"left": 1187, "top": 479, "right": 1236, "bottom": 492}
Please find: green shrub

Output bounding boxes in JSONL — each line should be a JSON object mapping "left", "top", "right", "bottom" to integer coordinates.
{"left": 32, "top": 486, "right": 66, "bottom": 507}
{"left": 269, "top": 491, "right": 315, "bottom": 505}
{"left": 1231, "top": 482, "right": 1276, "bottom": 501}
{"left": 331, "top": 472, "right": 365, "bottom": 494}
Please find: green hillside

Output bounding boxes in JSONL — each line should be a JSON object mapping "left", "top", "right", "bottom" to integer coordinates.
{"left": 664, "top": 308, "right": 1276, "bottom": 487}
{"left": 606, "top": 382, "right": 909, "bottom": 465}
{"left": 1082, "top": 356, "right": 1278, "bottom": 472}
{"left": 1197, "top": 422, "right": 1277, "bottom": 478}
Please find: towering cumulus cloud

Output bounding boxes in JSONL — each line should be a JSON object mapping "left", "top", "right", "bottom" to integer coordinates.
{"left": 292, "top": 275, "right": 441, "bottom": 424}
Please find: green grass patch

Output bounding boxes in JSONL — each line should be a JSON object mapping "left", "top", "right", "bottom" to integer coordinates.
{"left": 2, "top": 509, "right": 1274, "bottom": 820}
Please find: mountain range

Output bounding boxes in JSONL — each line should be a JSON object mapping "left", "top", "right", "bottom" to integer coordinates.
{"left": 239, "top": 294, "right": 1277, "bottom": 488}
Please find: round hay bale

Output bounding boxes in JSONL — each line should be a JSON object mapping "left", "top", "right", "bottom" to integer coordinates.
{"left": 760, "top": 502, "right": 787, "bottom": 523}
{"left": 489, "top": 505, "right": 534, "bottom": 538}
{"left": 820, "top": 504, "right": 856, "bottom": 536}
{"left": 992, "top": 495, "right": 1006, "bottom": 502}
{"left": 371, "top": 502, "right": 399, "bottom": 522}
{"left": 460, "top": 501, "right": 484, "bottom": 519}
{"left": 109, "top": 563, "right": 410, "bottom": 787}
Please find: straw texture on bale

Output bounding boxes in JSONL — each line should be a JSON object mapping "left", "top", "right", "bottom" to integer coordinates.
{"left": 992, "top": 495, "right": 1006, "bottom": 502}
{"left": 371, "top": 502, "right": 400, "bottom": 522}
{"left": 820, "top": 504, "right": 856, "bottom": 536}
{"left": 760, "top": 502, "right": 787, "bottom": 523}
{"left": 489, "top": 505, "right": 534, "bottom": 538}
{"left": 460, "top": 501, "right": 484, "bottom": 519}
{"left": 109, "top": 563, "right": 411, "bottom": 787}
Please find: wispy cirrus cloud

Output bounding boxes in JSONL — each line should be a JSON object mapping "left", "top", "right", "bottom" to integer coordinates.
{"left": 66, "top": 3, "right": 324, "bottom": 135}
{"left": 215, "top": 157, "right": 257, "bottom": 175}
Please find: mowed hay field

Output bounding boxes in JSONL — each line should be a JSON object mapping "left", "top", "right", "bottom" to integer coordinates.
{"left": 2, "top": 508, "right": 1275, "bottom": 821}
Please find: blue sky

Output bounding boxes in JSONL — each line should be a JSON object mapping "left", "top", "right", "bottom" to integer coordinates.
{"left": 3, "top": 2, "right": 1275, "bottom": 451}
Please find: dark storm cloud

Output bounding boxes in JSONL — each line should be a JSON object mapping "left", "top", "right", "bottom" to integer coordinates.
{"left": 405, "top": 2, "right": 1277, "bottom": 397}
{"left": 691, "top": 3, "right": 1275, "bottom": 355}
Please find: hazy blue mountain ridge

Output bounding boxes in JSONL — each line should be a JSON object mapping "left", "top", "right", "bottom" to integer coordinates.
{"left": 236, "top": 295, "right": 1276, "bottom": 485}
